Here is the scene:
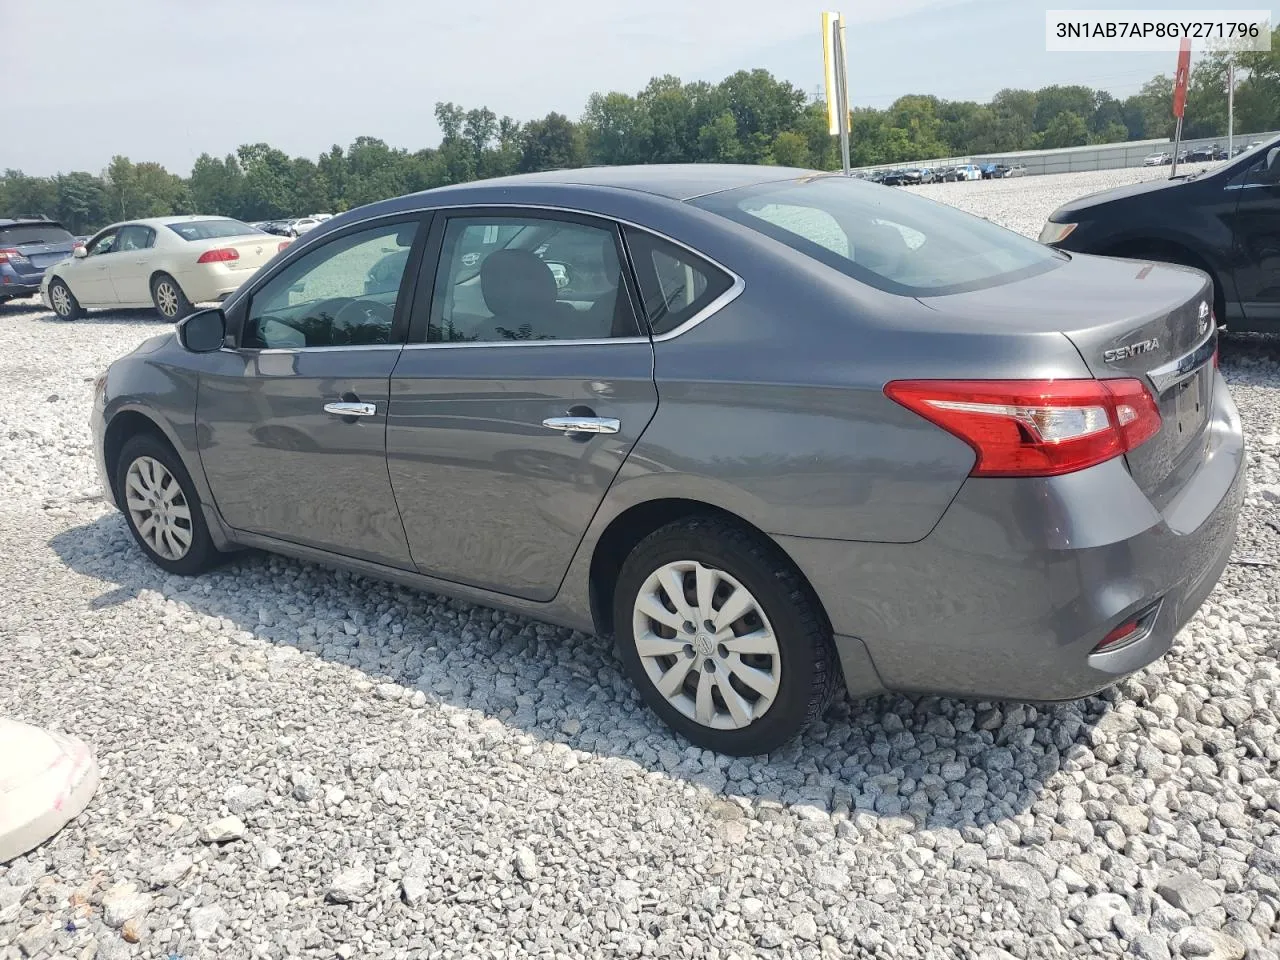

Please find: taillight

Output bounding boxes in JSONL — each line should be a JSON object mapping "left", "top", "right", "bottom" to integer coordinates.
{"left": 0, "top": 248, "right": 26, "bottom": 264}
{"left": 277, "top": 240, "right": 291, "bottom": 253}
{"left": 196, "top": 248, "right": 239, "bottom": 264}
{"left": 884, "top": 378, "right": 1162, "bottom": 478}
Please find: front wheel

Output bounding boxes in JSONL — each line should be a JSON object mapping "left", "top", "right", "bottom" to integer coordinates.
{"left": 116, "top": 433, "right": 221, "bottom": 575}
{"left": 151, "top": 273, "right": 192, "bottom": 322}
{"left": 613, "top": 517, "right": 839, "bottom": 756}
{"left": 48, "top": 278, "right": 81, "bottom": 321}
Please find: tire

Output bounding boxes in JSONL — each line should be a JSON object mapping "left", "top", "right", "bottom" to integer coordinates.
{"left": 612, "top": 516, "right": 839, "bottom": 756}
{"left": 48, "top": 278, "right": 81, "bottom": 321}
{"left": 151, "top": 273, "right": 192, "bottom": 322}
{"left": 115, "top": 433, "right": 221, "bottom": 576}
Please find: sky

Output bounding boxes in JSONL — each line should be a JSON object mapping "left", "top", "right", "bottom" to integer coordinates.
{"left": 0, "top": 0, "right": 1241, "bottom": 176}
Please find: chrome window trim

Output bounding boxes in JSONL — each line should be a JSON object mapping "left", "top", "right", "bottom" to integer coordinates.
{"left": 1146, "top": 324, "right": 1217, "bottom": 395}
{"left": 223, "top": 202, "right": 746, "bottom": 346}
{"left": 224, "top": 344, "right": 404, "bottom": 356}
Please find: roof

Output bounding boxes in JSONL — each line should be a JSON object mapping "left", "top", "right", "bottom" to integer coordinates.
{"left": 414, "top": 164, "right": 820, "bottom": 202}
{"left": 119, "top": 215, "right": 239, "bottom": 228}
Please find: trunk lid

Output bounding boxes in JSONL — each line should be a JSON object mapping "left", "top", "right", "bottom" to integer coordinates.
{"left": 919, "top": 253, "right": 1217, "bottom": 507}
{"left": 0, "top": 224, "right": 78, "bottom": 279}
{"left": 192, "top": 234, "right": 282, "bottom": 273}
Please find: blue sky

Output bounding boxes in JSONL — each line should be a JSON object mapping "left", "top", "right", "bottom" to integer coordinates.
{"left": 0, "top": 0, "right": 1241, "bottom": 175}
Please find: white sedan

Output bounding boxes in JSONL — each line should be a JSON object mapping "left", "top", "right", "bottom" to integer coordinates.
{"left": 41, "top": 215, "right": 290, "bottom": 321}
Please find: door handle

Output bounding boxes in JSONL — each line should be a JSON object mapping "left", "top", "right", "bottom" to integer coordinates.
{"left": 324, "top": 401, "right": 377, "bottom": 417}
{"left": 542, "top": 416, "right": 620, "bottom": 435}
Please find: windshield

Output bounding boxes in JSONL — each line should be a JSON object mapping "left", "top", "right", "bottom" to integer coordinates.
{"left": 167, "top": 219, "right": 262, "bottom": 241}
{"left": 693, "top": 175, "right": 1063, "bottom": 296}
{"left": 0, "top": 223, "right": 75, "bottom": 246}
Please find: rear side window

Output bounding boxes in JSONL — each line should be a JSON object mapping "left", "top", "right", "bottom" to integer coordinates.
{"left": 0, "top": 223, "right": 75, "bottom": 245}
{"left": 168, "top": 219, "right": 260, "bottom": 241}
{"left": 693, "top": 176, "right": 1061, "bottom": 296}
{"left": 624, "top": 229, "right": 734, "bottom": 337}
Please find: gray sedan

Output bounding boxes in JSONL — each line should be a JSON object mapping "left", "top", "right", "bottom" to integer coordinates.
{"left": 91, "top": 164, "right": 1244, "bottom": 755}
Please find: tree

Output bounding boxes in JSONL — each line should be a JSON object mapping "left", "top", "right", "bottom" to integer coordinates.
{"left": 54, "top": 172, "right": 108, "bottom": 234}
{"left": 519, "top": 112, "right": 582, "bottom": 172}
{"left": 583, "top": 91, "right": 653, "bottom": 165}
{"left": 1041, "top": 111, "right": 1090, "bottom": 148}
{"left": 770, "top": 130, "right": 810, "bottom": 167}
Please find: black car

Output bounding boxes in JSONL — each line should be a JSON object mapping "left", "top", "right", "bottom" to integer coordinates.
{"left": 880, "top": 169, "right": 907, "bottom": 186}
{"left": 900, "top": 169, "right": 923, "bottom": 185}
{"left": 1040, "top": 137, "right": 1280, "bottom": 331}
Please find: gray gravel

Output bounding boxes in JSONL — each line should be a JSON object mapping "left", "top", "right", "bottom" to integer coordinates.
{"left": 2, "top": 167, "right": 1279, "bottom": 959}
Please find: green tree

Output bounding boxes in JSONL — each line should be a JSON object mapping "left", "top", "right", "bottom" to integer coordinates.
{"left": 770, "top": 130, "right": 810, "bottom": 167}
{"left": 54, "top": 172, "right": 108, "bottom": 234}
{"left": 1041, "top": 111, "right": 1090, "bottom": 148}
{"left": 519, "top": 112, "right": 582, "bottom": 172}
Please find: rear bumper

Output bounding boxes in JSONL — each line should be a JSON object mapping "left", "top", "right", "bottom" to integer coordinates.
{"left": 780, "top": 372, "right": 1245, "bottom": 702}
{"left": 172, "top": 266, "right": 253, "bottom": 304}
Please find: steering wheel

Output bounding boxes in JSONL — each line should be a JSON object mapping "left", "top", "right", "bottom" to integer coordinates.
{"left": 332, "top": 298, "right": 394, "bottom": 344}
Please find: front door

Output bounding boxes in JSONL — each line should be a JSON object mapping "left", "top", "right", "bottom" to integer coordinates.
{"left": 108, "top": 224, "right": 158, "bottom": 304}
{"left": 1229, "top": 146, "right": 1280, "bottom": 326}
{"left": 67, "top": 228, "right": 122, "bottom": 305}
{"left": 387, "top": 210, "right": 658, "bottom": 601}
{"left": 197, "top": 217, "right": 426, "bottom": 566}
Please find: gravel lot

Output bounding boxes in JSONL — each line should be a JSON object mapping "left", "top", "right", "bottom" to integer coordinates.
{"left": 2, "top": 167, "right": 1279, "bottom": 960}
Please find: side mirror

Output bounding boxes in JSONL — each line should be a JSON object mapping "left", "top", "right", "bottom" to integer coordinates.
{"left": 73, "top": 246, "right": 88, "bottom": 259}
{"left": 177, "top": 307, "right": 226, "bottom": 352}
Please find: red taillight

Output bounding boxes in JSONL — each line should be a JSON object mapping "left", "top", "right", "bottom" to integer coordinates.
{"left": 277, "top": 240, "right": 291, "bottom": 253}
{"left": 884, "top": 378, "right": 1162, "bottom": 478}
{"left": 0, "top": 248, "right": 25, "bottom": 264}
{"left": 1097, "top": 620, "right": 1140, "bottom": 650}
{"left": 196, "top": 247, "right": 239, "bottom": 264}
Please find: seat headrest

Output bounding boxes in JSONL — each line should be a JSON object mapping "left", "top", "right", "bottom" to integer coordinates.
{"left": 481, "top": 250, "right": 557, "bottom": 318}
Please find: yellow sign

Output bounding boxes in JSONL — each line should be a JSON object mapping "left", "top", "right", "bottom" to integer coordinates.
{"left": 822, "top": 12, "right": 849, "bottom": 136}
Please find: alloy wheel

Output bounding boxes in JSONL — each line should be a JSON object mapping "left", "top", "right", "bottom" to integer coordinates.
{"left": 155, "top": 281, "right": 179, "bottom": 318}
{"left": 50, "top": 284, "right": 71, "bottom": 317}
{"left": 631, "top": 560, "right": 781, "bottom": 730}
{"left": 124, "top": 456, "right": 193, "bottom": 561}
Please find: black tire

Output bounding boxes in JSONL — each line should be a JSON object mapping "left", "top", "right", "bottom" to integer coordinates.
{"left": 612, "top": 516, "right": 839, "bottom": 756}
{"left": 151, "top": 273, "right": 193, "bottom": 322}
{"left": 48, "top": 277, "right": 81, "bottom": 321}
{"left": 115, "top": 433, "right": 221, "bottom": 576}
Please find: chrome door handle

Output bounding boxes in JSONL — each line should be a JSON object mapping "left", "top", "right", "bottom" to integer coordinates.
{"left": 324, "top": 401, "right": 377, "bottom": 417}
{"left": 542, "top": 416, "right": 620, "bottom": 435}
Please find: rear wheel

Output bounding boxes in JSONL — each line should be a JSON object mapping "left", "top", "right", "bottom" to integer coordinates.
{"left": 116, "top": 433, "right": 221, "bottom": 576}
{"left": 151, "top": 273, "right": 192, "bottom": 321}
{"left": 48, "top": 278, "right": 81, "bottom": 321}
{"left": 612, "top": 517, "right": 839, "bottom": 756}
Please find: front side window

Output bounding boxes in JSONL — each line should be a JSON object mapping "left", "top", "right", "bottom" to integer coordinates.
{"left": 116, "top": 226, "right": 155, "bottom": 251}
{"left": 624, "top": 228, "right": 734, "bottom": 337}
{"left": 427, "top": 215, "right": 638, "bottom": 343}
{"left": 86, "top": 229, "right": 119, "bottom": 256}
{"left": 694, "top": 176, "right": 1062, "bottom": 296}
{"left": 243, "top": 221, "right": 418, "bottom": 349}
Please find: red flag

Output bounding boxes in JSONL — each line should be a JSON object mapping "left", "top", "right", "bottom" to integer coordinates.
{"left": 1172, "top": 37, "right": 1192, "bottom": 119}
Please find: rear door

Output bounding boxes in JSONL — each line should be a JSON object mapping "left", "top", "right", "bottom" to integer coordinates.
{"left": 108, "top": 225, "right": 157, "bottom": 303}
{"left": 386, "top": 208, "right": 657, "bottom": 601}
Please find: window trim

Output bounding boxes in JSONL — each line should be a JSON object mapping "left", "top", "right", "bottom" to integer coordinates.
{"left": 222, "top": 204, "right": 745, "bottom": 348}
{"left": 232, "top": 213, "right": 430, "bottom": 352}
{"left": 406, "top": 206, "right": 647, "bottom": 349}
{"left": 621, "top": 226, "right": 743, "bottom": 342}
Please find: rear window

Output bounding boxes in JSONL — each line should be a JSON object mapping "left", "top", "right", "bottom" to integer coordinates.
{"left": 694, "top": 176, "right": 1062, "bottom": 297}
{"left": 0, "top": 223, "right": 75, "bottom": 245}
{"left": 167, "top": 219, "right": 262, "bottom": 241}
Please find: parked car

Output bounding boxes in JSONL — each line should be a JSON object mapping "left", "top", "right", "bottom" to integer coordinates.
{"left": 1040, "top": 136, "right": 1280, "bottom": 332}
{"left": 42, "top": 216, "right": 287, "bottom": 321}
{"left": 933, "top": 166, "right": 954, "bottom": 182}
{"left": 286, "top": 216, "right": 325, "bottom": 237}
{"left": 953, "top": 164, "right": 982, "bottom": 181}
{"left": 1005, "top": 164, "right": 1028, "bottom": 177}
{"left": 918, "top": 168, "right": 936, "bottom": 184}
{"left": 261, "top": 220, "right": 295, "bottom": 237}
{"left": 900, "top": 168, "right": 924, "bottom": 185}
{"left": 90, "top": 164, "right": 1244, "bottom": 754}
{"left": 880, "top": 169, "right": 907, "bottom": 186}
{"left": 0, "top": 218, "right": 80, "bottom": 304}
{"left": 980, "top": 163, "right": 1009, "bottom": 179}
{"left": 1143, "top": 153, "right": 1171, "bottom": 166}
